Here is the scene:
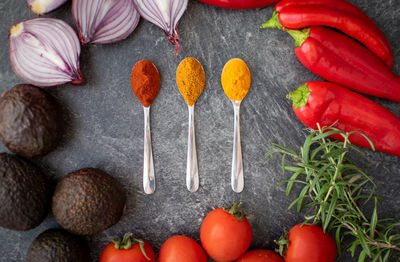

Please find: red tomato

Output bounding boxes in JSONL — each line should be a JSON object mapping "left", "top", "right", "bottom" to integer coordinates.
{"left": 285, "top": 224, "right": 337, "bottom": 262}
{"left": 200, "top": 205, "right": 252, "bottom": 261}
{"left": 159, "top": 235, "right": 208, "bottom": 262}
{"left": 99, "top": 238, "right": 155, "bottom": 262}
{"left": 236, "top": 250, "right": 283, "bottom": 262}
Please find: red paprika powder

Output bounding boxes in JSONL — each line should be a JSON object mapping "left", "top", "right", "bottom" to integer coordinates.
{"left": 131, "top": 60, "right": 160, "bottom": 107}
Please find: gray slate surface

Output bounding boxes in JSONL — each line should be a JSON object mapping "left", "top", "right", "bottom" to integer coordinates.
{"left": 1, "top": 0, "right": 400, "bottom": 261}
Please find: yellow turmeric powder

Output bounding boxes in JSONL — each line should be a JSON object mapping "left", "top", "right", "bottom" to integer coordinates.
{"left": 221, "top": 58, "right": 251, "bottom": 101}
{"left": 176, "top": 57, "right": 205, "bottom": 106}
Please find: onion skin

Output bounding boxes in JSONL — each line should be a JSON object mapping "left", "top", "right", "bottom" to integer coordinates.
{"left": 133, "top": 0, "right": 188, "bottom": 55}
{"left": 9, "top": 18, "right": 84, "bottom": 87}
{"left": 27, "top": 0, "right": 68, "bottom": 15}
{"left": 72, "top": 0, "right": 140, "bottom": 45}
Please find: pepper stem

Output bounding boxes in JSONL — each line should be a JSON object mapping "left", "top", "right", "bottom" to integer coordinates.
{"left": 112, "top": 233, "right": 151, "bottom": 260}
{"left": 223, "top": 202, "right": 245, "bottom": 221}
{"left": 261, "top": 11, "right": 282, "bottom": 30}
{"left": 287, "top": 83, "right": 311, "bottom": 109}
{"left": 261, "top": 11, "right": 310, "bottom": 48}
{"left": 286, "top": 28, "right": 311, "bottom": 48}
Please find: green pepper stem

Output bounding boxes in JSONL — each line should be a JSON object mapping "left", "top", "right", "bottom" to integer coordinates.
{"left": 261, "top": 11, "right": 282, "bottom": 30}
{"left": 261, "top": 10, "right": 310, "bottom": 48}
{"left": 287, "top": 83, "right": 311, "bottom": 109}
{"left": 286, "top": 28, "right": 311, "bottom": 48}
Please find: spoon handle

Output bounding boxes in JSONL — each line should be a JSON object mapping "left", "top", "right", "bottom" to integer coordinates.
{"left": 143, "top": 106, "right": 155, "bottom": 194}
{"left": 187, "top": 105, "right": 199, "bottom": 192}
{"left": 232, "top": 102, "right": 244, "bottom": 193}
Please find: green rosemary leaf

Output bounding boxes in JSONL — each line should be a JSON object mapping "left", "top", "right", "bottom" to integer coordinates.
{"left": 358, "top": 230, "right": 371, "bottom": 256}
{"left": 288, "top": 196, "right": 303, "bottom": 210}
{"left": 370, "top": 200, "right": 378, "bottom": 239}
{"left": 297, "top": 185, "right": 310, "bottom": 212}
{"left": 302, "top": 134, "right": 315, "bottom": 164}
{"left": 322, "top": 148, "right": 349, "bottom": 159}
{"left": 316, "top": 183, "right": 331, "bottom": 202}
{"left": 348, "top": 131, "right": 376, "bottom": 151}
{"left": 312, "top": 130, "right": 343, "bottom": 141}
{"left": 271, "top": 143, "right": 299, "bottom": 156}
{"left": 265, "top": 150, "right": 277, "bottom": 159}
{"left": 336, "top": 225, "right": 344, "bottom": 255}
{"left": 383, "top": 249, "right": 391, "bottom": 261}
{"left": 372, "top": 249, "right": 385, "bottom": 262}
{"left": 358, "top": 249, "right": 367, "bottom": 262}
{"left": 324, "top": 190, "right": 338, "bottom": 231}
{"left": 282, "top": 154, "right": 286, "bottom": 176}
{"left": 285, "top": 169, "right": 304, "bottom": 196}
{"left": 350, "top": 239, "right": 361, "bottom": 257}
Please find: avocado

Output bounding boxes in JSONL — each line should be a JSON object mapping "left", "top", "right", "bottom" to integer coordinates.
{"left": 0, "top": 84, "right": 62, "bottom": 158}
{"left": 52, "top": 168, "right": 126, "bottom": 235}
{"left": 0, "top": 153, "right": 51, "bottom": 230}
{"left": 26, "top": 228, "right": 91, "bottom": 262}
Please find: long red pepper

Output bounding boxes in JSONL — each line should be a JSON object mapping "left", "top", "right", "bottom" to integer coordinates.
{"left": 275, "top": 0, "right": 376, "bottom": 23}
{"left": 262, "top": 24, "right": 400, "bottom": 102}
{"left": 288, "top": 81, "right": 400, "bottom": 157}
{"left": 197, "top": 0, "right": 279, "bottom": 9}
{"left": 262, "top": 1, "right": 393, "bottom": 67}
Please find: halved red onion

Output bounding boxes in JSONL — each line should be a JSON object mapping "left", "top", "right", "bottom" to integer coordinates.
{"left": 27, "top": 0, "right": 68, "bottom": 15}
{"left": 133, "top": 0, "right": 188, "bottom": 55}
{"left": 72, "top": 0, "right": 140, "bottom": 45}
{"left": 9, "top": 18, "right": 84, "bottom": 87}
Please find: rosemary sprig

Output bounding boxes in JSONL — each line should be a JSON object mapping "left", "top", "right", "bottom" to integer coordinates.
{"left": 267, "top": 125, "right": 400, "bottom": 261}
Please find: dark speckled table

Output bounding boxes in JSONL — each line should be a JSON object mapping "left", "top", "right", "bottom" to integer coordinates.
{"left": 1, "top": 1, "right": 400, "bottom": 261}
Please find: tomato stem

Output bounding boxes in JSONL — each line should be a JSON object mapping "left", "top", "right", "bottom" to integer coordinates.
{"left": 112, "top": 233, "right": 151, "bottom": 260}
{"left": 275, "top": 230, "right": 289, "bottom": 257}
{"left": 224, "top": 202, "right": 245, "bottom": 221}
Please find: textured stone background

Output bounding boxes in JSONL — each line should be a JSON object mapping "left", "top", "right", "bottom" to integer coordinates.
{"left": 1, "top": 0, "right": 400, "bottom": 261}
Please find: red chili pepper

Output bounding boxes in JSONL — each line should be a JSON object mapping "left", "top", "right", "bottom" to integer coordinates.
{"left": 288, "top": 81, "right": 400, "bottom": 157}
{"left": 275, "top": 0, "right": 374, "bottom": 21}
{"left": 262, "top": 0, "right": 393, "bottom": 67}
{"left": 197, "top": 0, "right": 279, "bottom": 9}
{"left": 264, "top": 25, "right": 400, "bottom": 102}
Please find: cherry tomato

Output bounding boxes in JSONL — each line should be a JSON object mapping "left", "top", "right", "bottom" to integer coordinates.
{"left": 236, "top": 250, "right": 283, "bottom": 262}
{"left": 99, "top": 234, "right": 155, "bottom": 262}
{"left": 285, "top": 224, "right": 337, "bottom": 262}
{"left": 200, "top": 203, "right": 252, "bottom": 262}
{"left": 159, "top": 235, "right": 208, "bottom": 262}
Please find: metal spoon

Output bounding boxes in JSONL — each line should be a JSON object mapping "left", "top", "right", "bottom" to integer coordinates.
{"left": 131, "top": 60, "right": 160, "bottom": 194}
{"left": 221, "top": 58, "right": 251, "bottom": 193}
{"left": 176, "top": 57, "right": 205, "bottom": 192}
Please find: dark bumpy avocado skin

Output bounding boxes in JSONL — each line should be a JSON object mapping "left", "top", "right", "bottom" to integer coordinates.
{"left": 0, "top": 84, "right": 62, "bottom": 158}
{"left": 52, "top": 168, "right": 126, "bottom": 235}
{"left": 26, "top": 228, "right": 91, "bottom": 262}
{"left": 0, "top": 153, "right": 50, "bottom": 230}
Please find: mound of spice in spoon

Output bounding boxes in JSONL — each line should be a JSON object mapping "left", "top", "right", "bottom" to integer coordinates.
{"left": 176, "top": 57, "right": 206, "bottom": 192}
{"left": 131, "top": 60, "right": 160, "bottom": 194}
{"left": 221, "top": 58, "right": 251, "bottom": 193}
